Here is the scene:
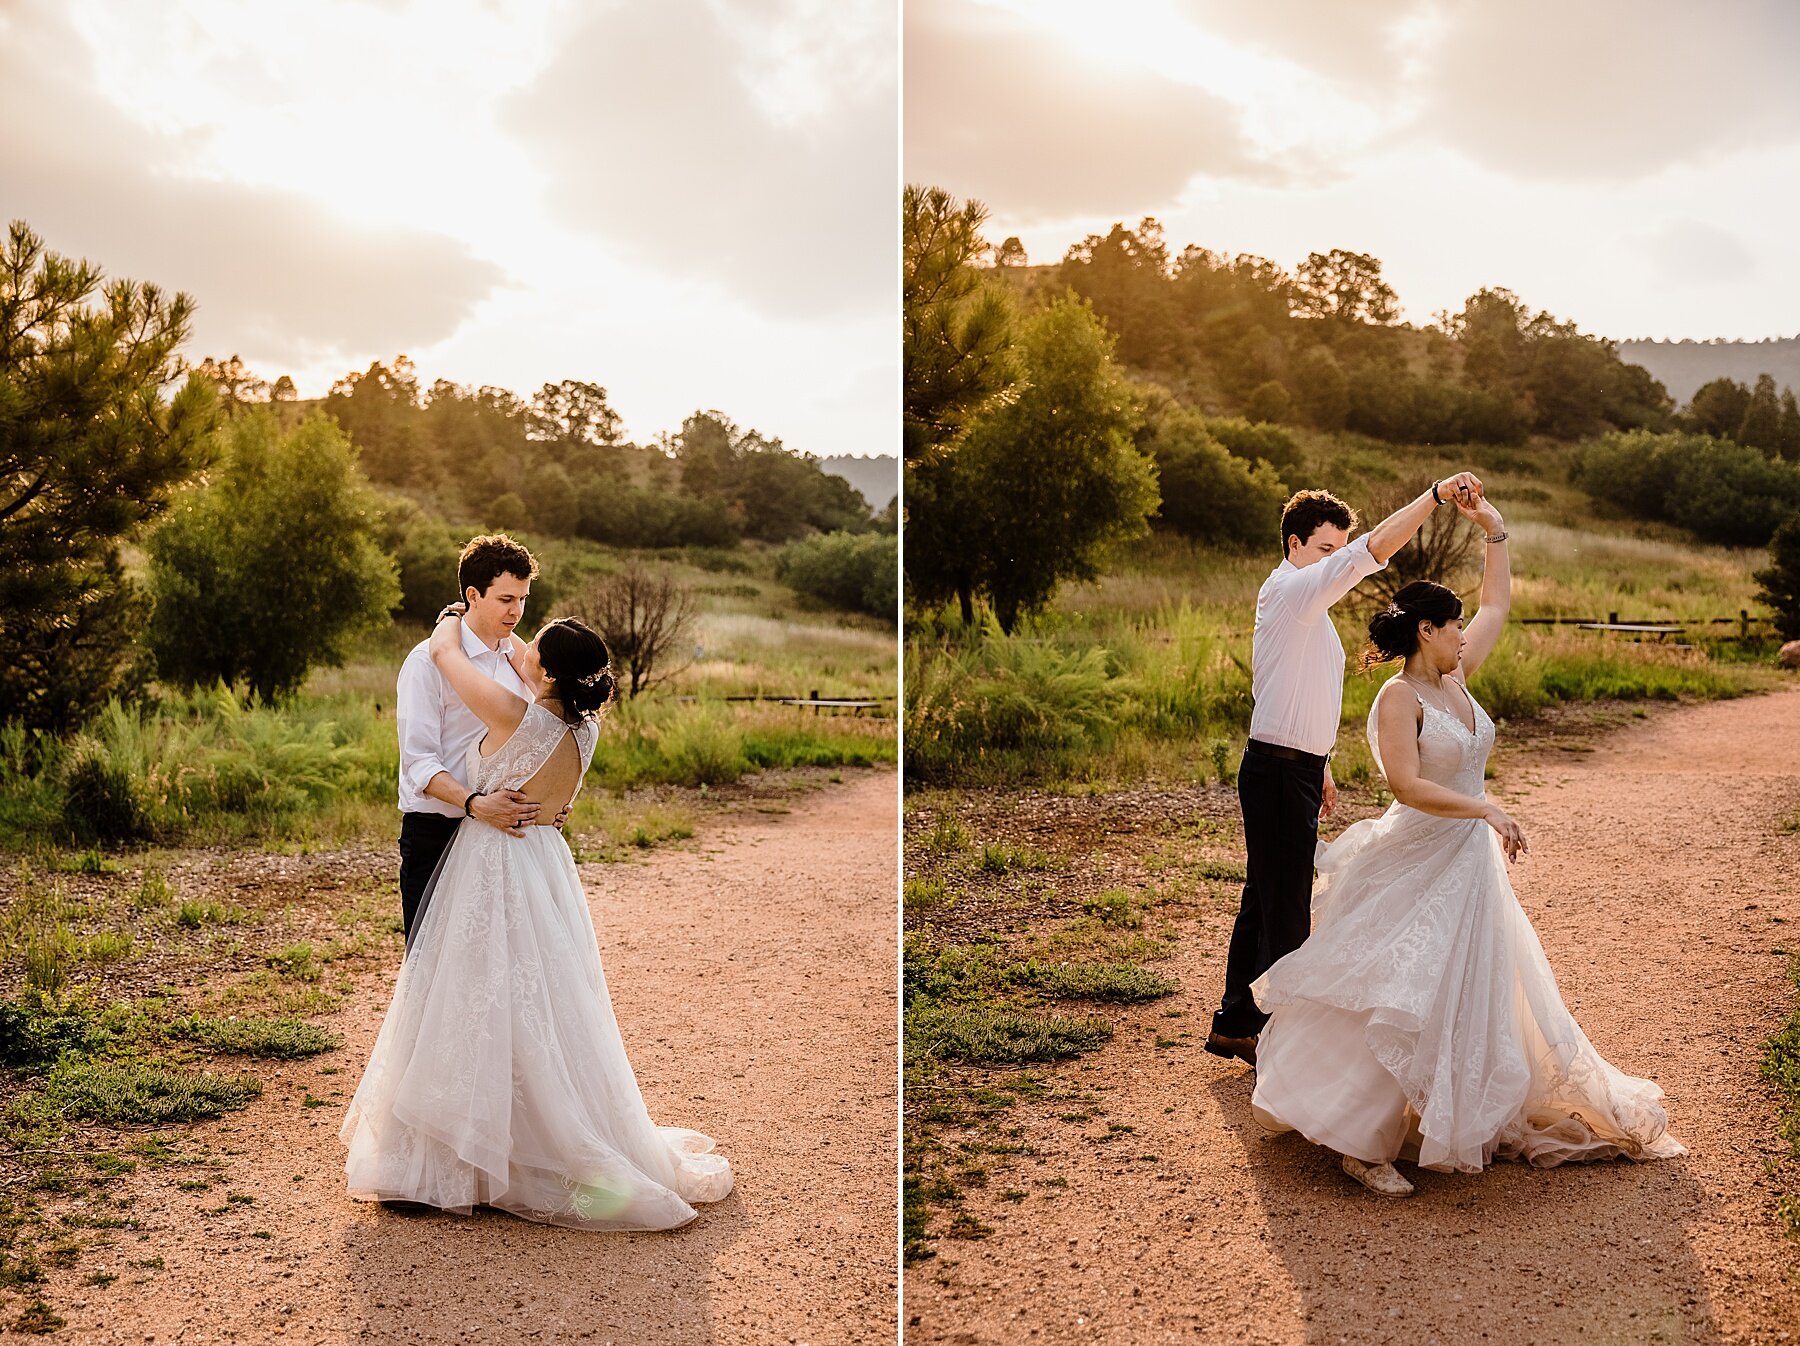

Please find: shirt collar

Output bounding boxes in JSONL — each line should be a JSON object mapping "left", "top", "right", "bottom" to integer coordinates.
{"left": 461, "top": 621, "right": 506, "bottom": 660}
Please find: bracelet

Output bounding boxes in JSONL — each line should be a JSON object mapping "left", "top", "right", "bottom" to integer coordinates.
{"left": 1431, "top": 480, "right": 1445, "bottom": 505}
{"left": 1485, "top": 531, "right": 1508, "bottom": 544}
{"left": 462, "top": 791, "right": 480, "bottom": 816}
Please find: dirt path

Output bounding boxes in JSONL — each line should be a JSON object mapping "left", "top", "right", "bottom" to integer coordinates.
{"left": 47, "top": 770, "right": 898, "bottom": 1346}
{"left": 907, "top": 690, "right": 1800, "bottom": 1345}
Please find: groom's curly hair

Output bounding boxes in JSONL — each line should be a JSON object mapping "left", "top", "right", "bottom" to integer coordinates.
{"left": 1280, "top": 491, "right": 1357, "bottom": 556}
{"left": 458, "top": 534, "right": 539, "bottom": 599}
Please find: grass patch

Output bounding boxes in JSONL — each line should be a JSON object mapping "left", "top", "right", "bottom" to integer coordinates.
{"left": 175, "top": 1016, "right": 340, "bottom": 1059}
{"left": 907, "top": 1004, "right": 1111, "bottom": 1067}
{"left": 1760, "top": 954, "right": 1800, "bottom": 1238}
{"left": 34, "top": 1059, "right": 263, "bottom": 1125}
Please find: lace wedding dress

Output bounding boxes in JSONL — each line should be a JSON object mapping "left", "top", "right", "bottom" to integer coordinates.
{"left": 342, "top": 702, "right": 733, "bottom": 1228}
{"left": 1249, "top": 678, "right": 1685, "bottom": 1172}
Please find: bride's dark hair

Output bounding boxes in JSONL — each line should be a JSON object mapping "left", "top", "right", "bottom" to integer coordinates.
{"left": 536, "top": 618, "right": 617, "bottom": 721}
{"left": 1361, "top": 581, "right": 1464, "bottom": 670}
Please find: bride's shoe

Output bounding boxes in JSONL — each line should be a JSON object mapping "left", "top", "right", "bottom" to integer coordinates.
{"left": 1340, "top": 1154, "right": 1415, "bottom": 1197}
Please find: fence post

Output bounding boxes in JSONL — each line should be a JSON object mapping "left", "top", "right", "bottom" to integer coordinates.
{"left": 810, "top": 688, "right": 820, "bottom": 717}
{"left": 1608, "top": 611, "right": 1618, "bottom": 626}
{"left": 1741, "top": 609, "right": 1751, "bottom": 640}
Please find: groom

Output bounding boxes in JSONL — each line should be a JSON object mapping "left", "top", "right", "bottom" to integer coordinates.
{"left": 394, "top": 533, "right": 547, "bottom": 946}
{"left": 1205, "top": 473, "right": 1483, "bottom": 1066}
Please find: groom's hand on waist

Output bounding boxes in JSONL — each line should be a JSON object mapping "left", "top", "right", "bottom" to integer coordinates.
{"left": 471, "top": 789, "right": 539, "bottom": 837}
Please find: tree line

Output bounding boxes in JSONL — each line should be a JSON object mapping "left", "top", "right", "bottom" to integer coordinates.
{"left": 903, "top": 187, "right": 1800, "bottom": 638}
{"left": 0, "top": 220, "right": 890, "bottom": 734}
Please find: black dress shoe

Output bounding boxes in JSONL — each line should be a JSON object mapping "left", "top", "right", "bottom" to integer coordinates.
{"left": 1204, "top": 1030, "right": 1258, "bottom": 1067}
{"left": 378, "top": 1199, "right": 436, "bottom": 1215}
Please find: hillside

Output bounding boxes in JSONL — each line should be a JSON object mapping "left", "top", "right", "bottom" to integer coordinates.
{"left": 1619, "top": 336, "right": 1800, "bottom": 409}
{"left": 821, "top": 453, "right": 899, "bottom": 511}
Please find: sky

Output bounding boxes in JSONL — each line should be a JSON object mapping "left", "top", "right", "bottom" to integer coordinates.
{"left": 0, "top": 0, "right": 898, "bottom": 459}
{"left": 905, "top": 0, "right": 1800, "bottom": 341}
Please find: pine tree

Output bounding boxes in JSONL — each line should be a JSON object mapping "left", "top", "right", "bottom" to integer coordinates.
{"left": 1737, "top": 373, "right": 1783, "bottom": 454}
{"left": 1776, "top": 387, "right": 1800, "bottom": 462}
{"left": 903, "top": 185, "right": 1016, "bottom": 463}
{"left": 0, "top": 220, "right": 218, "bottom": 729}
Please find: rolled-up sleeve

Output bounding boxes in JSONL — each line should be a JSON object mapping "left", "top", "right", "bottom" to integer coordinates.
{"left": 1278, "top": 533, "right": 1386, "bottom": 623}
{"left": 396, "top": 653, "right": 450, "bottom": 796}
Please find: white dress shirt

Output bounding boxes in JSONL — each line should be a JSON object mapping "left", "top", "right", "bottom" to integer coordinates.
{"left": 1246, "top": 533, "right": 1388, "bottom": 758}
{"left": 396, "top": 622, "right": 533, "bottom": 816}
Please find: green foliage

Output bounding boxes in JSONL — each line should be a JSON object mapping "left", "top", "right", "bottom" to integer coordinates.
{"left": 1201, "top": 416, "right": 1305, "bottom": 479}
{"left": 1041, "top": 218, "right": 1663, "bottom": 444}
{"left": 906, "top": 1003, "right": 1112, "bottom": 1065}
{"left": 145, "top": 411, "right": 400, "bottom": 701}
{"left": 905, "top": 635, "right": 1127, "bottom": 785}
{"left": 1753, "top": 514, "right": 1800, "bottom": 641}
{"left": 175, "top": 1016, "right": 339, "bottom": 1059}
{"left": 1144, "top": 407, "right": 1288, "bottom": 549}
{"left": 40, "top": 1058, "right": 262, "bottom": 1125}
{"left": 51, "top": 689, "right": 394, "bottom": 846}
{"left": 0, "top": 220, "right": 219, "bottom": 731}
{"left": 1739, "top": 373, "right": 1784, "bottom": 453}
{"left": 903, "top": 185, "right": 1019, "bottom": 461}
{"left": 1243, "top": 379, "right": 1293, "bottom": 424}
{"left": 776, "top": 531, "right": 897, "bottom": 618}
{"left": 950, "top": 297, "right": 1160, "bottom": 632}
{"left": 1571, "top": 429, "right": 1800, "bottom": 547}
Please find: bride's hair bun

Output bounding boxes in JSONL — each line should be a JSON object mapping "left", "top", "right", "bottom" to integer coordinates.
{"left": 1360, "top": 581, "right": 1464, "bottom": 669}
{"left": 536, "top": 618, "right": 617, "bottom": 720}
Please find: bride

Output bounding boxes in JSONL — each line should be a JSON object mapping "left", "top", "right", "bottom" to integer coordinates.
{"left": 1249, "top": 490, "right": 1684, "bottom": 1196}
{"left": 341, "top": 611, "right": 733, "bottom": 1228}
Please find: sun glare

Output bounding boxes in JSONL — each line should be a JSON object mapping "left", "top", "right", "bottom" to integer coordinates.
{"left": 972, "top": 0, "right": 1396, "bottom": 157}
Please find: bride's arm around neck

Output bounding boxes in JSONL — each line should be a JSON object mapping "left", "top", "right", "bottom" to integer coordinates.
{"left": 428, "top": 615, "right": 530, "bottom": 747}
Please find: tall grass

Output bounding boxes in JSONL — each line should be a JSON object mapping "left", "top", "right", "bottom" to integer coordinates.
{"left": 906, "top": 502, "right": 1780, "bottom": 790}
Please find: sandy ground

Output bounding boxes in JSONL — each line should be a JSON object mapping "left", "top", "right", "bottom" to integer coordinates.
{"left": 906, "top": 689, "right": 1800, "bottom": 1345}
{"left": 42, "top": 769, "right": 899, "bottom": 1346}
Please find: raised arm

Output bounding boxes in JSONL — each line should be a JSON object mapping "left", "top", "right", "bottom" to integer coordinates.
{"left": 1363, "top": 471, "right": 1484, "bottom": 565}
{"left": 428, "top": 614, "right": 530, "bottom": 743}
{"left": 1451, "top": 497, "right": 1510, "bottom": 681}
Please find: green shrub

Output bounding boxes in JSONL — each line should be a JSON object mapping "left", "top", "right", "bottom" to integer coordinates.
{"left": 1147, "top": 410, "right": 1288, "bottom": 549}
{"left": 776, "top": 531, "right": 897, "bottom": 618}
{"left": 43, "top": 1058, "right": 261, "bottom": 1124}
{"left": 1203, "top": 415, "right": 1305, "bottom": 479}
{"left": 144, "top": 411, "right": 400, "bottom": 703}
{"left": 61, "top": 751, "right": 147, "bottom": 845}
{"left": 655, "top": 706, "right": 747, "bottom": 787}
{"left": 175, "top": 1016, "right": 339, "bottom": 1059}
{"left": 1754, "top": 512, "right": 1800, "bottom": 641}
{"left": 905, "top": 1004, "right": 1111, "bottom": 1065}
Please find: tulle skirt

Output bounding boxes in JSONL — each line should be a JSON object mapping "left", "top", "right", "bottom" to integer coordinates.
{"left": 341, "top": 824, "right": 733, "bottom": 1228}
{"left": 1249, "top": 806, "right": 1684, "bottom": 1173}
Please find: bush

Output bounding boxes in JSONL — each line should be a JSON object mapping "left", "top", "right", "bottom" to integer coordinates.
{"left": 176, "top": 1016, "right": 340, "bottom": 1059}
{"left": 45, "top": 1058, "right": 262, "bottom": 1124}
{"left": 145, "top": 411, "right": 400, "bottom": 702}
{"left": 1754, "top": 513, "right": 1800, "bottom": 641}
{"left": 1570, "top": 429, "right": 1800, "bottom": 547}
{"left": 776, "top": 531, "right": 898, "bottom": 618}
{"left": 1148, "top": 410, "right": 1288, "bottom": 549}
{"left": 1202, "top": 415, "right": 1305, "bottom": 479}
{"left": 61, "top": 751, "right": 147, "bottom": 845}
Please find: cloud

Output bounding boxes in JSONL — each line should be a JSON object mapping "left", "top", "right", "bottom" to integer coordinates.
{"left": 1409, "top": 0, "right": 1800, "bottom": 180}
{"left": 904, "top": 0, "right": 1287, "bottom": 224}
{"left": 502, "top": 0, "right": 896, "bottom": 321}
{"left": 1640, "top": 219, "right": 1756, "bottom": 287}
{"left": 1166, "top": 0, "right": 1430, "bottom": 90}
{"left": 0, "top": 2, "right": 504, "bottom": 373}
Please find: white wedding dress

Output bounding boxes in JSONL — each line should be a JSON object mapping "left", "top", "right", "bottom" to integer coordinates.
{"left": 1250, "top": 678, "right": 1685, "bottom": 1172}
{"left": 342, "top": 702, "right": 733, "bottom": 1228}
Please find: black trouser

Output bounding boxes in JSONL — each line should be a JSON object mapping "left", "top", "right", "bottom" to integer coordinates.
{"left": 1212, "top": 746, "right": 1324, "bottom": 1038}
{"left": 398, "top": 812, "right": 462, "bottom": 948}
